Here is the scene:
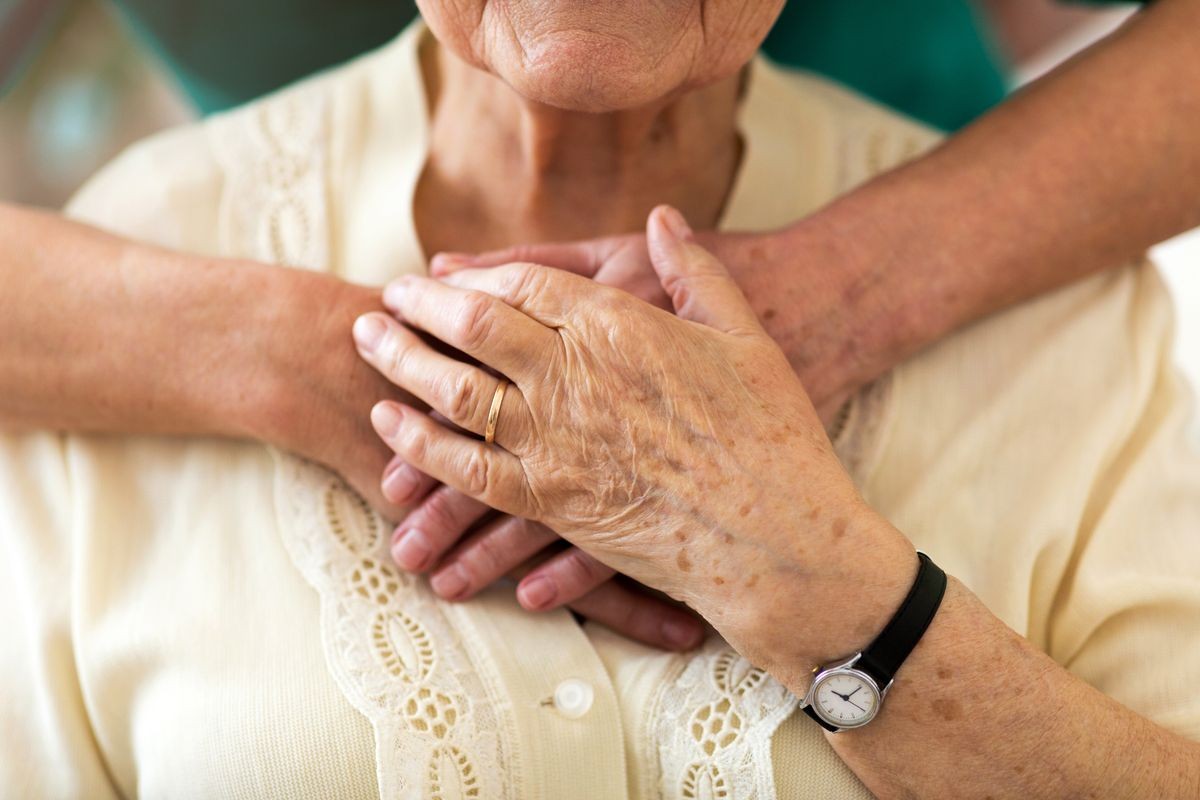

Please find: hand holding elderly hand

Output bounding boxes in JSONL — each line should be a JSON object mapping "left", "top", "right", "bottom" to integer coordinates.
{"left": 374, "top": 209, "right": 902, "bottom": 638}
{"left": 356, "top": 206, "right": 915, "bottom": 678}
{"left": 431, "top": 212, "right": 896, "bottom": 424}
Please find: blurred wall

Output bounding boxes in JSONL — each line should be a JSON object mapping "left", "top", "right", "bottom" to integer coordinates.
{"left": 0, "top": 0, "right": 191, "bottom": 207}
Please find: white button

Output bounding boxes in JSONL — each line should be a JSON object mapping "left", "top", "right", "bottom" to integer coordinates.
{"left": 553, "top": 679, "right": 594, "bottom": 719}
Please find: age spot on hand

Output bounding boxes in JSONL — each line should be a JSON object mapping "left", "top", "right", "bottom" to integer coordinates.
{"left": 831, "top": 518, "right": 847, "bottom": 539}
{"left": 931, "top": 698, "right": 962, "bottom": 722}
{"left": 676, "top": 549, "right": 692, "bottom": 572}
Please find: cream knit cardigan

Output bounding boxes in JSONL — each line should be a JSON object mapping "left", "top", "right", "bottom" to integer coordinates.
{"left": 3, "top": 22, "right": 1199, "bottom": 800}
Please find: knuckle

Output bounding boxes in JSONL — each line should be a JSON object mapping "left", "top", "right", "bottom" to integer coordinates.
{"left": 514, "top": 260, "right": 544, "bottom": 285}
{"left": 560, "top": 549, "right": 608, "bottom": 588}
{"left": 505, "top": 262, "right": 549, "bottom": 299}
{"left": 595, "top": 287, "right": 629, "bottom": 314}
{"left": 507, "top": 246, "right": 537, "bottom": 264}
{"left": 420, "top": 490, "right": 465, "bottom": 532}
{"left": 466, "top": 531, "right": 509, "bottom": 576}
{"left": 451, "top": 292, "right": 496, "bottom": 351}
{"left": 660, "top": 273, "right": 689, "bottom": 305}
{"left": 522, "top": 519, "right": 555, "bottom": 545}
{"left": 443, "top": 372, "right": 481, "bottom": 425}
{"left": 445, "top": 557, "right": 479, "bottom": 590}
{"left": 462, "top": 450, "right": 493, "bottom": 498}
{"left": 613, "top": 598, "right": 638, "bottom": 630}
{"left": 398, "top": 422, "right": 429, "bottom": 460}
{"left": 382, "top": 331, "right": 411, "bottom": 378}
{"left": 616, "top": 599, "right": 654, "bottom": 638}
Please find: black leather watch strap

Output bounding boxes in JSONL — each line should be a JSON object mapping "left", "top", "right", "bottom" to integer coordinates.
{"left": 855, "top": 551, "right": 946, "bottom": 688}
{"left": 803, "top": 552, "right": 946, "bottom": 732}
{"left": 803, "top": 705, "right": 840, "bottom": 732}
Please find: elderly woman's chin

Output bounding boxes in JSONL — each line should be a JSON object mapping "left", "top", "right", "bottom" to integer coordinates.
{"left": 497, "top": 34, "right": 711, "bottom": 113}
{"left": 418, "top": 0, "right": 782, "bottom": 112}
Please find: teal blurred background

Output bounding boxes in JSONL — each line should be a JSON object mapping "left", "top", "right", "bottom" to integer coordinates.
{"left": 1, "top": 0, "right": 1132, "bottom": 207}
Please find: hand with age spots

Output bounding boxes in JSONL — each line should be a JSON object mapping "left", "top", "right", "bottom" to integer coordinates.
{"left": 377, "top": 210, "right": 895, "bottom": 635}
{"left": 354, "top": 205, "right": 916, "bottom": 673}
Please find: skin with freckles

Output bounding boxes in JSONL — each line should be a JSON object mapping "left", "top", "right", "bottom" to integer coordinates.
{"left": 393, "top": 0, "right": 790, "bottom": 621}
{"left": 355, "top": 206, "right": 918, "bottom": 674}
{"left": 359, "top": 205, "right": 1200, "bottom": 799}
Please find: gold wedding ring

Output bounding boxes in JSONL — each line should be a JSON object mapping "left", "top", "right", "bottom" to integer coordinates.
{"left": 485, "top": 380, "right": 509, "bottom": 444}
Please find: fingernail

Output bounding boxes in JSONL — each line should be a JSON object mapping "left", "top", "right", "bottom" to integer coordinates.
{"left": 518, "top": 575, "right": 557, "bottom": 610}
{"left": 662, "top": 617, "right": 703, "bottom": 650}
{"left": 657, "top": 205, "right": 693, "bottom": 241}
{"left": 353, "top": 314, "right": 387, "bottom": 353}
{"left": 431, "top": 564, "right": 470, "bottom": 600}
{"left": 371, "top": 402, "right": 403, "bottom": 438}
{"left": 382, "top": 279, "right": 408, "bottom": 311}
{"left": 383, "top": 463, "right": 420, "bottom": 504}
{"left": 391, "top": 528, "right": 433, "bottom": 571}
{"left": 430, "top": 253, "right": 471, "bottom": 275}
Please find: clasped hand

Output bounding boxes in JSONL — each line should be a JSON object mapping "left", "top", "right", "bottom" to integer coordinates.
{"left": 354, "top": 206, "right": 913, "bottom": 667}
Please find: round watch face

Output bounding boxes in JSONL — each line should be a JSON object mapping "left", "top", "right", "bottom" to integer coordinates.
{"left": 811, "top": 669, "right": 881, "bottom": 729}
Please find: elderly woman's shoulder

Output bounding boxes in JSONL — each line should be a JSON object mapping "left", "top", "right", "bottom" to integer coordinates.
{"left": 66, "top": 34, "right": 406, "bottom": 255}
{"left": 65, "top": 117, "right": 222, "bottom": 253}
{"left": 752, "top": 55, "right": 943, "bottom": 191}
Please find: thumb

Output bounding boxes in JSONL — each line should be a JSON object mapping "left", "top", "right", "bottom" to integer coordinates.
{"left": 646, "top": 205, "right": 762, "bottom": 335}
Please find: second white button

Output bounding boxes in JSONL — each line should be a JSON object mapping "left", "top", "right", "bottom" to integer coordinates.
{"left": 553, "top": 679, "right": 595, "bottom": 719}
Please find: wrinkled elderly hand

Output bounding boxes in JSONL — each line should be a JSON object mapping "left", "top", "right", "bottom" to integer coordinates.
{"left": 383, "top": 212, "right": 892, "bottom": 622}
{"left": 384, "top": 214, "right": 883, "bottom": 633}
{"left": 355, "top": 206, "right": 914, "bottom": 673}
{"left": 243, "top": 270, "right": 696, "bottom": 651}
{"left": 378, "top": 208, "right": 907, "bottom": 634}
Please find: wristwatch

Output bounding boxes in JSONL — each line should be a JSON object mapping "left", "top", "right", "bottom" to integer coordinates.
{"left": 801, "top": 551, "right": 947, "bottom": 733}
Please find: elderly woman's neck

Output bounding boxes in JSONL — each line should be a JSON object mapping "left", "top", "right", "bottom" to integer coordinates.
{"left": 414, "top": 41, "right": 743, "bottom": 254}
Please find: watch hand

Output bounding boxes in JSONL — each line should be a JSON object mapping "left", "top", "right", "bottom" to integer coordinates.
{"left": 846, "top": 687, "right": 861, "bottom": 700}
{"left": 846, "top": 699, "right": 867, "bottom": 713}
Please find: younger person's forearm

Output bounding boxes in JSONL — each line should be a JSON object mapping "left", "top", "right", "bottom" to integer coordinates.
{"left": 799, "top": 0, "right": 1200, "bottom": 373}
{"left": 0, "top": 203, "right": 272, "bottom": 437}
